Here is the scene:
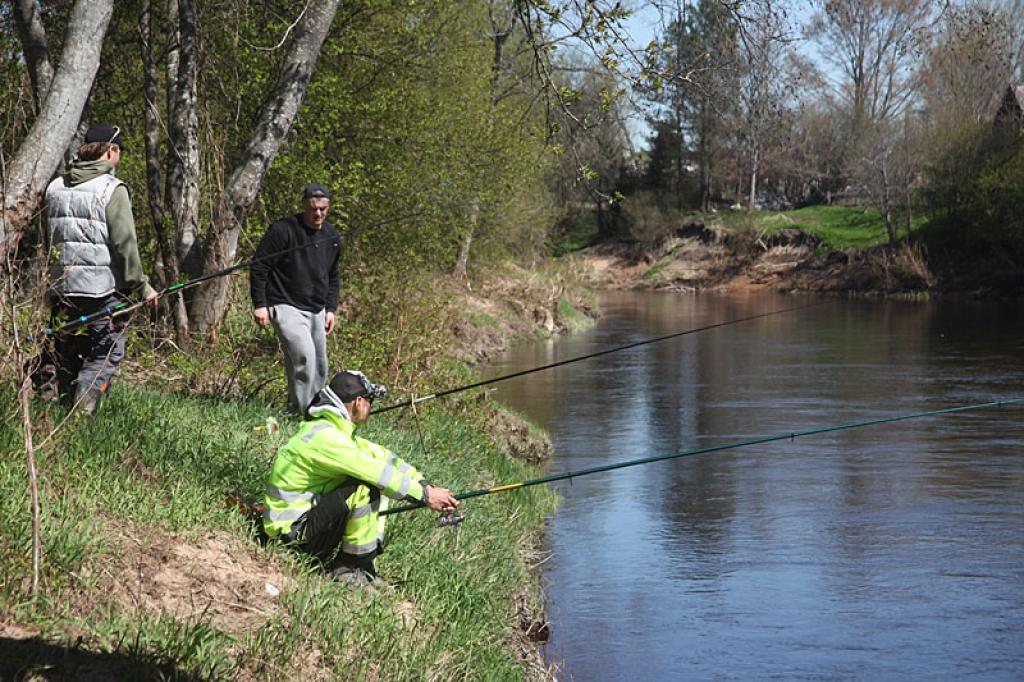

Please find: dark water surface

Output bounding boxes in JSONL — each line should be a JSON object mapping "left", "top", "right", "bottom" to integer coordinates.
{"left": 487, "top": 291, "right": 1024, "bottom": 681}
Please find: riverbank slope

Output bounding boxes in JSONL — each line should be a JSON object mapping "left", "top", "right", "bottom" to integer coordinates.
{"left": 0, "top": 264, "right": 596, "bottom": 680}
{"left": 573, "top": 209, "right": 1021, "bottom": 298}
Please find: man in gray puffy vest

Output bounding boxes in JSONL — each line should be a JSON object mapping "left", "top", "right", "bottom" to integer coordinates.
{"left": 45, "top": 123, "right": 158, "bottom": 416}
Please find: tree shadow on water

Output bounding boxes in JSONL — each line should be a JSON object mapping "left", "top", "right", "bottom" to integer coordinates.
{"left": 0, "top": 636, "right": 203, "bottom": 681}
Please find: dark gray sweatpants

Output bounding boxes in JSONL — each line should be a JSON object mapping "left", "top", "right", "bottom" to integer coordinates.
{"left": 269, "top": 303, "right": 328, "bottom": 414}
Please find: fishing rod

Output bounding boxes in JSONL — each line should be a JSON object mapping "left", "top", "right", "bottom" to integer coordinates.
{"left": 373, "top": 300, "right": 827, "bottom": 415}
{"left": 37, "top": 211, "right": 417, "bottom": 339}
{"left": 37, "top": 234, "right": 338, "bottom": 338}
{"left": 382, "top": 397, "right": 1024, "bottom": 516}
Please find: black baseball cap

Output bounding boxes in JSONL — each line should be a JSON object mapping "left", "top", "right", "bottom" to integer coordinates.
{"left": 303, "top": 182, "right": 331, "bottom": 200}
{"left": 84, "top": 123, "right": 126, "bottom": 150}
{"left": 327, "top": 370, "right": 387, "bottom": 403}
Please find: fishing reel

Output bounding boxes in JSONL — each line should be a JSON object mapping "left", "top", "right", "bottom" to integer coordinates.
{"left": 436, "top": 510, "right": 464, "bottom": 528}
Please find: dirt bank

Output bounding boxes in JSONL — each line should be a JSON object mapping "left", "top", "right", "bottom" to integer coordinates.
{"left": 575, "top": 221, "right": 937, "bottom": 296}
{"left": 450, "top": 262, "right": 598, "bottom": 364}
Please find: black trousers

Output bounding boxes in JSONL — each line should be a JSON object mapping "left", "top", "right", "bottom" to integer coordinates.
{"left": 289, "top": 484, "right": 380, "bottom": 573}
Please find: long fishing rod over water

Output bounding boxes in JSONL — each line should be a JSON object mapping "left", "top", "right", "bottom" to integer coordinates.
{"left": 373, "top": 300, "right": 828, "bottom": 415}
{"left": 382, "top": 397, "right": 1024, "bottom": 516}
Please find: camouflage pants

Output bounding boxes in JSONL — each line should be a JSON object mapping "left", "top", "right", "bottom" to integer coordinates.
{"left": 50, "top": 295, "right": 129, "bottom": 403}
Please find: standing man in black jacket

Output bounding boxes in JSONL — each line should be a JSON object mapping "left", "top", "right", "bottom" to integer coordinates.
{"left": 250, "top": 183, "right": 341, "bottom": 414}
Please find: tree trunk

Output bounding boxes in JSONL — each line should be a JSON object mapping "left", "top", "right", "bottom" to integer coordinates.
{"left": 189, "top": 0, "right": 341, "bottom": 334}
{"left": 12, "top": 0, "right": 54, "bottom": 110}
{"left": 881, "top": 162, "right": 896, "bottom": 250}
{"left": 453, "top": 201, "right": 479, "bottom": 281}
{"left": 1, "top": 0, "right": 115, "bottom": 259}
{"left": 141, "top": 0, "right": 190, "bottom": 342}
{"left": 747, "top": 145, "right": 760, "bottom": 212}
{"left": 698, "top": 98, "right": 712, "bottom": 212}
{"left": 674, "top": 114, "right": 685, "bottom": 210}
{"left": 452, "top": 3, "right": 511, "bottom": 281}
{"left": 166, "top": 0, "right": 201, "bottom": 272}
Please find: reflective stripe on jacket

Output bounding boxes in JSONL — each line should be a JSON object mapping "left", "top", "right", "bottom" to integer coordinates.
{"left": 263, "top": 411, "right": 427, "bottom": 554}
{"left": 45, "top": 173, "right": 124, "bottom": 297}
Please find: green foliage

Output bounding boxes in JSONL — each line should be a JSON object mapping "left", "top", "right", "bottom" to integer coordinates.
{"left": 550, "top": 209, "right": 600, "bottom": 255}
{"left": 920, "top": 124, "right": 1024, "bottom": 268}
{"left": 257, "top": 0, "right": 554, "bottom": 283}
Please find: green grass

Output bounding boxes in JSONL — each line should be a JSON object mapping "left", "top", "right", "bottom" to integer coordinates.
{"left": 0, "top": 383, "right": 556, "bottom": 680}
{"left": 716, "top": 204, "right": 924, "bottom": 250}
{"left": 775, "top": 205, "right": 888, "bottom": 248}
{"left": 555, "top": 297, "right": 592, "bottom": 334}
{"left": 641, "top": 259, "right": 670, "bottom": 280}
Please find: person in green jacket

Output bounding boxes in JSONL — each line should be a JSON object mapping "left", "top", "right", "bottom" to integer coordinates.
{"left": 263, "top": 370, "right": 458, "bottom": 585}
{"left": 44, "top": 123, "right": 158, "bottom": 415}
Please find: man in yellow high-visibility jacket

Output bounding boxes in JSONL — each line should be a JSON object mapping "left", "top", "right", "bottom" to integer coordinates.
{"left": 263, "top": 370, "right": 458, "bottom": 585}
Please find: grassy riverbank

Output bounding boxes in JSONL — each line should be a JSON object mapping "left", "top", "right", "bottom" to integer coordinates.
{"left": 570, "top": 204, "right": 948, "bottom": 295}
{"left": 0, "top": 264, "right": 600, "bottom": 679}
{"left": 714, "top": 204, "right": 919, "bottom": 249}
{"left": 0, "top": 383, "right": 557, "bottom": 679}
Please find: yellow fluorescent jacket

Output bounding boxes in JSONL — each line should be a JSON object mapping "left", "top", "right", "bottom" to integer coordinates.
{"left": 263, "top": 410, "right": 427, "bottom": 556}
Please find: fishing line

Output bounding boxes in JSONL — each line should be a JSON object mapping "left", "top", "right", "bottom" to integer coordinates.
{"left": 382, "top": 397, "right": 1024, "bottom": 516}
{"left": 373, "top": 300, "right": 827, "bottom": 415}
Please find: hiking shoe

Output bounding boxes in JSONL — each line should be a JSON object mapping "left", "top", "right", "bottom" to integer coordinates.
{"left": 77, "top": 392, "right": 100, "bottom": 417}
{"left": 74, "top": 385, "right": 105, "bottom": 418}
{"left": 328, "top": 566, "right": 385, "bottom": 591}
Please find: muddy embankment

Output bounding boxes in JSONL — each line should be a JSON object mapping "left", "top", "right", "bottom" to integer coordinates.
{"left": 577, "top": 220, "right": 941, "bottom": 296}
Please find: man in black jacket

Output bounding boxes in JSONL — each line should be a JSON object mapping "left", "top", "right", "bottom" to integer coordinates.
{"left": 250, "top": 183, "right": 341, "bottom": 414}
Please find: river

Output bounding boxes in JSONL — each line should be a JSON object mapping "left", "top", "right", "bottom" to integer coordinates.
{"left": 487, "top": 290, "right": 1024, "bottom": 681}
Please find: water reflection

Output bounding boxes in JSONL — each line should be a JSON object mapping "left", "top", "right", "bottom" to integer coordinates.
{"left": 488, "top": 291, "right": 1024, "bottom": 680}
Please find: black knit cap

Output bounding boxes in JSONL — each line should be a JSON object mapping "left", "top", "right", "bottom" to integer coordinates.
{"left": 328, "top": 371, "right": 369, "bottom": 403}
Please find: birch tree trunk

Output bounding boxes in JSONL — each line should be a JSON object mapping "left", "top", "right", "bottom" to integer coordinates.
{"left": 453, "top": 201, "right": 479, "bottom": 281}
{"left": 166, "top": 0, "right": 201, "bottom": 272}
{"left": 189, "top": 0, "right": 341, "bottom": 334}
{"left": 747, "top": 145, "right": 759, "bottom": 212}
{"left": 1, "top": 0, "right": 115, "bottom": 259}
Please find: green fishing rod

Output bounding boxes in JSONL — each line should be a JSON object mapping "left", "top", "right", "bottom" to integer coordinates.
{"left": 382, "top": 397, "right": 1024, "bottom": 516}
{"left": 35, "top": 211, "right": 418, "bottom": 339}
{"left": 36, "top": 234, "right": 338, "bottom": 339}
{"left": 373, "top": 300, "right": 827, "bottom": 415}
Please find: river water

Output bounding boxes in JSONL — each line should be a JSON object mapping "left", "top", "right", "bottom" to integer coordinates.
{"left": 487, "top": 291, "right": 1024, "bottom": 681}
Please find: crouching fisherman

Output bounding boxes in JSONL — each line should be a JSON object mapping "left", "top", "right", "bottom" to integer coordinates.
{"left": 263, "top": 370, "right": 458, "bottom": 585}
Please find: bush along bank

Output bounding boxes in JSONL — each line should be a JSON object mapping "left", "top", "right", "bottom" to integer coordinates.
{"left": 0, "top": 267, "right": 596, "bottom": 679}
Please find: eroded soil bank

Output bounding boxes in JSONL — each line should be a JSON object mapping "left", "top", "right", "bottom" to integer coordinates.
{"left": 574, "top": 220, "right": 1020, "bottom": 298}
